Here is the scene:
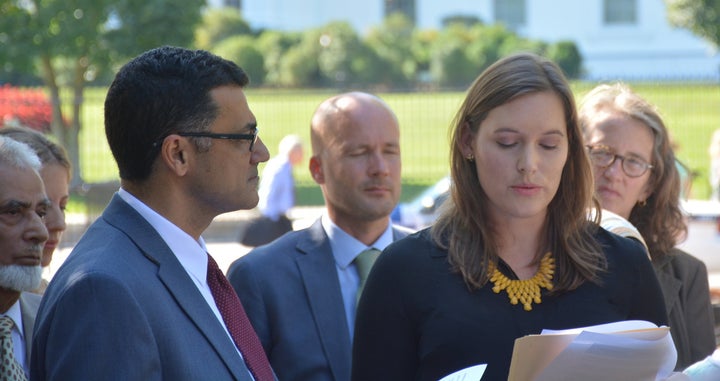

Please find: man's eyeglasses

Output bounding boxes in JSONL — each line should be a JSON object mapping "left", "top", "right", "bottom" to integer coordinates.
{"left": 178, "top": 129, "right": 258, "bottom": 152}
{"left": 586, "top": 144, "right": 653, "bottom": 178}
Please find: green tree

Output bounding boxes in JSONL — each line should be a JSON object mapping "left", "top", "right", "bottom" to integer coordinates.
{"left": 546, "top": 41, "right": 582, "bottom": 79}
{"left": 365, "top": 13, "right": 417, "bottom": 86}
{"left": 195, "top": 7, "right": 251, "bottom": 50}
{"left": 315, "top": 22, "right": 368, "bottom": 87}
{"left": 257, "top": 30, "right": 302, "bottom": 86}
{"left": 213, "top": 35, "right": 266, "bottom": 85}
{"left": 0, "top": 0, "right": 204, "bottom": 185}
{"left": 666, "top": 0, "right": 720, "bottom": 47}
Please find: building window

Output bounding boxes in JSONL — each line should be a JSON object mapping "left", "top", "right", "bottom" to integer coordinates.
{"left": 603, "top": 0, "right": 637, "bottom": 25}
{"left": 385, "top": 0, "right": 416, "bottom": 25}
{"left": 494, "top": 0, "right": 526, "bottom": 29}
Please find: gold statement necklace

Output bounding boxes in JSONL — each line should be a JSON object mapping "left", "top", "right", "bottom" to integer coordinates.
{"left": 488, "top": 252, "right": 555, "bottom": 311}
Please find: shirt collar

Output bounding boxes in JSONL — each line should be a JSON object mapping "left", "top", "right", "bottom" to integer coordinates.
{"left": 118, "top": 188, "right": 209, "bottom": 284}
{"left": 321, "top": 212, "right": 394, "bottom": 269}
{"left": 3, "top": 300, "right": 23, "bottom": 338}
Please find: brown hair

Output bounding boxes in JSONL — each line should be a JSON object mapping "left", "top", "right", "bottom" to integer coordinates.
{"left": 0, "top": 126, "right": 71, "bottom": 180}
{"left": 431, "top": 53, "right": 604, "bottom": 292}
{"left": 579, "top": 83, "right": 686, "bottom": 259}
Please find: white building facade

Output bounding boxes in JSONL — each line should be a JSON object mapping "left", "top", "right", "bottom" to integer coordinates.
{"left": 218, "top": 0, "right": 720, "bottom": 80}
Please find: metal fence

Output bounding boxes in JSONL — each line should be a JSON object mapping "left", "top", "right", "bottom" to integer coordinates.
{"left": 72, "top": 82, "right": 720, "bottom": 202}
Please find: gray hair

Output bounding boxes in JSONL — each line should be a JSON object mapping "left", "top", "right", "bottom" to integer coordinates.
{"left": 0, "top": 135, "right": 42, "bottom": 171}
{"left": 278, "top": 134, "right": 303, "bottom": 156}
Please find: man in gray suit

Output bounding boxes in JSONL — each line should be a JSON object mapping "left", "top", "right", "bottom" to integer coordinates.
{"left": 228, "top": 92, "right": 410, "bottom": 381}
{"left": 32, "top": 47, "right": 276, "bottom": 380}
{"left": 0, "top": 136, "right": 49, "bottom": 380}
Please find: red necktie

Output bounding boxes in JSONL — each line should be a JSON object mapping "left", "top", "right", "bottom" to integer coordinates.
{"left": 206, "top": 254, "right": 274, "bottom": 381}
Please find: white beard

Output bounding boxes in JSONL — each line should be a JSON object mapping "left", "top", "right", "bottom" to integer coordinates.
{"left": 0, "top": 265, "right": 43, "bottom": 292}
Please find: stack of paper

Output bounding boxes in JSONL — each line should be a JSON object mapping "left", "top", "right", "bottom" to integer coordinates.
{"left": 507, "top": 320, "right": 686, "bottom": 381}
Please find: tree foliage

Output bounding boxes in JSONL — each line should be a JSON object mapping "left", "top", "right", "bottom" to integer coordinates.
{"left": 195, "top": 7, "right": 251, "bottom": 51}
{"left": 213, "top": 35, "right": 266, "bottom": 85}
{"left": 666, "top": 0, "right": 720, "bottom": 47}
{"left": 0, "top": 0, "right": 204, "bottom": 185}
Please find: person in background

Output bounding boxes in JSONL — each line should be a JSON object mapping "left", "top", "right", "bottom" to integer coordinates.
{"left": 227, "top": 92, "right": 410, "bottom": 381}
{"left": 0, "top": 126, "right": 71, "bottom": 294}
{"left": 31, "top": 46, "right": 275, "bottom": 380}
{"left": 351, "top": 53, "right": 667, "bottom": 381}
{"left": 580, "top": 82, "right": 715, "bottom": 370}
{"left": 239, "top": 134, "right": 303, "bottom": 246}
{"left": 709, "top": 129, "right": 720, "bottom": 201}
{"left": 0, "top": 136, "right": 49, "bottom": 379}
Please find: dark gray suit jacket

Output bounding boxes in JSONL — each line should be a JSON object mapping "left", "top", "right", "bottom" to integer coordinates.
{"left": 654, "top": 248, "right": 716, "bottom": 370}
{"left": 227, "top": 219, "right": 411, "bottom": 381}
{"left": 18, "top": 292, "right": 41, "bottom": 376}
{"left": 31, "top": 195, "right": 262, "bottom": 380}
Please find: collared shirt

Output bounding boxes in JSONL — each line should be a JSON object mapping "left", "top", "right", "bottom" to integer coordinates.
{"left": 118, "top": 189, "right": 245, "bottom": 361}
{"left": 321, "top": 213, "right": 394, "bottom": 340}
{"left": 257, "top": 156, "right": 294, "bottom": 220}
{"left": 2, "top": 301, "right": 26, "bottom": 375}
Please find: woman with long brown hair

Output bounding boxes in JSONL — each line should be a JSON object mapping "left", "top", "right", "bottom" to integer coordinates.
{"left": 352, "top": 53, "right": 667, "bottom": 381}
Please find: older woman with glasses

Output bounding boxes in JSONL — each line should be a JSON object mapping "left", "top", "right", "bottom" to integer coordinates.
{"left": 580, "top": 82, "right": 715, "bottom": 370}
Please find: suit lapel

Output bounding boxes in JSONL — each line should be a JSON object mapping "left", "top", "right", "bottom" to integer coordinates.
{"left": 653, "top": 256, "right": 682, "bottom": 317}
{"left": 295, "top": 220, "right": 352, "bottom": 381}
{"left": 102, "top": 195, "right": 254, "bottom": 380}
{"left": 19, "top": 293, "right": 41, "bottom": 362}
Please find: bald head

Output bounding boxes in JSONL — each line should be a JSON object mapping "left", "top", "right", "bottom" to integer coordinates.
{"left": 310, "top": 92, "right": 398, "bottom": 156}
{"left": 307, "top": 92, "right": 401, "bottom": 240}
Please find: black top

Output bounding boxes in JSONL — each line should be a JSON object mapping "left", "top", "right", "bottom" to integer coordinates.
{"left": 351, "top": 227, "right": 668, "bottom": 381}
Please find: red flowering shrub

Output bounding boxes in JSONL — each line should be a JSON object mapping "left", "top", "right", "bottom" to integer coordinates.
{"left": 0, "top": 85, "right": 52, "bottom": 132}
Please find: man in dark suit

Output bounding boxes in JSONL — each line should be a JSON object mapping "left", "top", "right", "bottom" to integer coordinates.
{"left": 227, "top": 92, "right": 409, "bottom": 381}
{"left": 0, "top": 136, "right": 49, "bottom": 380}
{"left": 31, "top": 47, "right": 276, "bottom": 380}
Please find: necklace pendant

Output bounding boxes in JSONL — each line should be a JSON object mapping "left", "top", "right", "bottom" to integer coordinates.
{"left": 488, "top": 253, "right": 555, "bottom": 311}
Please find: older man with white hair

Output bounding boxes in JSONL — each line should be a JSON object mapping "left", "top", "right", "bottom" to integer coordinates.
{"left": 0, "top": 135, "right": 49, "bottom": 380}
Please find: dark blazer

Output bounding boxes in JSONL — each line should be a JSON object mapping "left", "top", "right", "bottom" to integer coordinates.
{"left": 227, "top": 219, "right": 411, "bottom": 381}
{"left": 31, "top": 195, "right": 261, "bottom": 381}
{"left": 352, "top": 228, "right": 668, "bottom": 381}
{"left": 20, "top": 292, "right": 41, "bottom": 363}
{"left": 654, "top": 248, "right": 716, "bottom": 370}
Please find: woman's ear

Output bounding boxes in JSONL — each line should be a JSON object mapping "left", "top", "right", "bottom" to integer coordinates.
{"left": 459, "top": 121, "right": 475, "bottom": 159}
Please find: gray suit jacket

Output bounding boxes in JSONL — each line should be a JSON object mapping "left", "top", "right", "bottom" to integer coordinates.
{"left": 227, "top": 219, "right": 411, "bottom": 381}
{"left": 31, "top": 195, "right": 263, "bottom": 380}
{"left": 20, "top": 292, "right": 41, "bottom": 364}
{"left": 654, "top": 248, "right": 716, "bottom": 370}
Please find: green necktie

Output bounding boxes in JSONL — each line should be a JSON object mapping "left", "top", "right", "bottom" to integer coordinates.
{"left": 355, "top": 248, "right": 381, "bottom": 304}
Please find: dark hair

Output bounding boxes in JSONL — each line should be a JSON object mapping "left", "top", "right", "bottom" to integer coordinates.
{"left": 0, "top": 126, "right": 72, "bottom": 179}
{"left": 104, "top": 46, "right": 249, "bottom": 181}
{"left": 431, "top": 53, "right": 604, "bottom": 292}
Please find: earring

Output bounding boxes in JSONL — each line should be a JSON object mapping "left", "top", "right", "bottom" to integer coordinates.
{"left": 466, "top": 153, "right": 474, "bottom": 161}
{"left": 638, "top": 199, "right": 647, "bottom": 207}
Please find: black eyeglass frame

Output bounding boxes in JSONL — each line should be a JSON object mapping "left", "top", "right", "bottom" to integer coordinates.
{"left": 586, "top": 144, "right": 653, "bottom": 178}
{"left": 177, "top": 129, "right": 258, "bottom": 152}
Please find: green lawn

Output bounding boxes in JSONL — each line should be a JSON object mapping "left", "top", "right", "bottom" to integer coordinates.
{"left": 74, "top": 83, "right": 720, "bottom": 206}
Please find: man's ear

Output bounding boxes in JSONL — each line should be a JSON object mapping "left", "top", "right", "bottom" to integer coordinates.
{"left": 160, "top": 135, "right": 191, "bottom": 176}
{"left": 309, "top": 155, "right": 324, "bottom": 184}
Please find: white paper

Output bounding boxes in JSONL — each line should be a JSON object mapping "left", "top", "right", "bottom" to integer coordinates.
{"left": 508, "top": 320, "right": 678, "bottom": 381}
{"left": 438, "top": 364, "right": 487, "bottom": 381}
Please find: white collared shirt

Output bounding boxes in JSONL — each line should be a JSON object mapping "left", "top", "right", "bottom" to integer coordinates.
{"left": 321, "top": 213, "right": 394, "bottom": 340}
{"left": 118, "top": 189, "right": 243, "bottom": 359}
